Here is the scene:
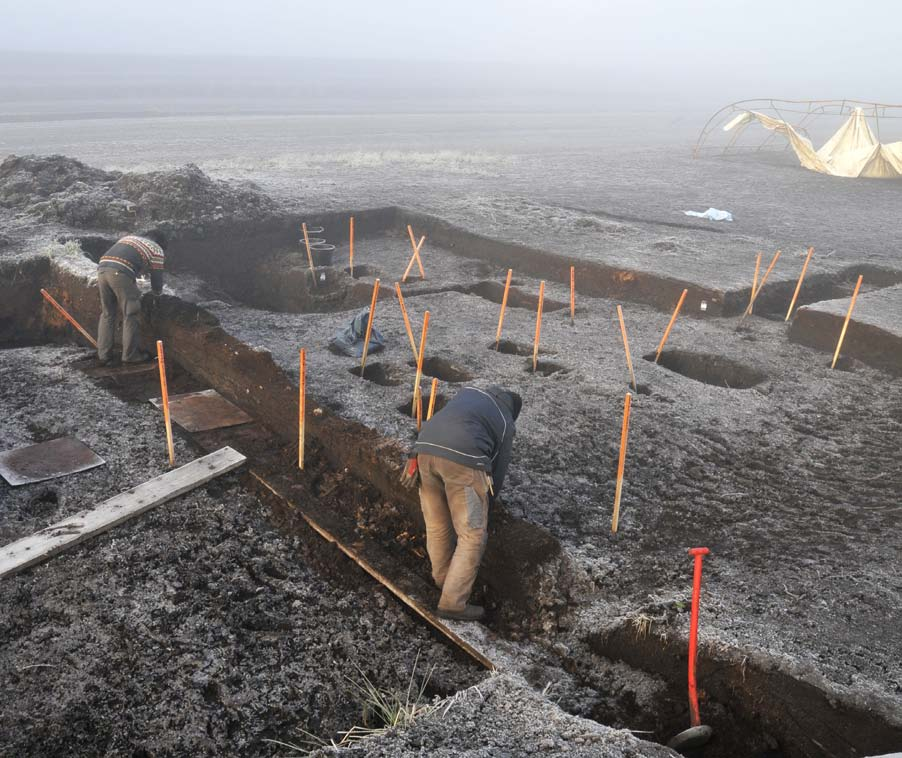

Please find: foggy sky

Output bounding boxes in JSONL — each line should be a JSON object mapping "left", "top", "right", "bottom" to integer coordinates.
{"left": 1, "top": 1, "right": 899, "bottom": 108}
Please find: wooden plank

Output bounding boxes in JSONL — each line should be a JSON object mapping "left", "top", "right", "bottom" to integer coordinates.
{"left": 0, "top": 447, "right": 246, "bottom": 579}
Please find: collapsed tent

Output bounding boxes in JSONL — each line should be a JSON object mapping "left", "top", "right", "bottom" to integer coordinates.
{"left": 723, "top": 107, "right": 902, "bottom": 179}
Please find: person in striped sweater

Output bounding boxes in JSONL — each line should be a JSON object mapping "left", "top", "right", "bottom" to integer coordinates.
{"left": 96, "top": 230, "right": 167, "bottom": 365}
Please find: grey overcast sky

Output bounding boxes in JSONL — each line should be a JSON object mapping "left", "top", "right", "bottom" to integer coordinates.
{"left": 1, "top": 0, "right": 899, "bottom": 104}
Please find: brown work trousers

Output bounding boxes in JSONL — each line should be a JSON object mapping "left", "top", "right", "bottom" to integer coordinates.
{"left": 97, "top": 268, "right": 143, "bottom": 362}
{"left": 417, "top": 454, "right": 491, "bottom": 613}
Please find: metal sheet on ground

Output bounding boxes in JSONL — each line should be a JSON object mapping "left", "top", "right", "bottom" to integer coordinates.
{"left": 0, "top": 437, "right": 105, "bottom": 487}
{"left": 149, "top": 389, "right": 252, "bottom": 432}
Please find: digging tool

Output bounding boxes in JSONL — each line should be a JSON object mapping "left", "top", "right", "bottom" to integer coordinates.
{"left": 831, "top": 274, "right": 863, "bottom": 369}
{"left": 395, "top": 282, "right": 418, "bottom": 360}
{"left": 494, "top": 269, "right": 513, "bottom": 349}
{"left": 156, "top": 340, "right": 175, "bottom": 467}
{"left": 785, "top": 247, "right": 814, "bottom": 321}
{"left": 359, "top": 279, "right": 381, "bottom": 378}
{"left": 39, "top": 289, "right": 98, "bottom": 349}
{"left": 532, "top": 281, "right": 545, "bottom": 372}
{"left": 654, "top": 289, "right": 688, "bottom": 363}
{"left": 668, "top": 547, "right": 714, "bottom": 753}
{"left": 301, "top": 223, "right": 317, "bottom": 288}
{"left": 349, "top": 216, "right": 355, "bottom": 278}
{"left": 402, "top": 234, "right": 426, "bottom": 282}
{"left": 298, "top": 348, "right": 306, "bottom": 470}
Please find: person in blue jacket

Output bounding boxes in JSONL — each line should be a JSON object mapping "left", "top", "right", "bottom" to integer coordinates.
{"left": 401, "top": 385, "right": 521, "bottom": 621}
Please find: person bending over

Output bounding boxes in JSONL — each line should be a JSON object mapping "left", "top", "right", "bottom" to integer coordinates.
{"left": 96, "top": 230, "right": 167, "bottom": 365}
{"left": 401, "top": 385, "right": 521, "bottom": 621}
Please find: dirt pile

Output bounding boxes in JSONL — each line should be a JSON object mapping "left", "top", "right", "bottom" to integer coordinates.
{"left": 0, "top": 154, "right": 279, "bottom": 234}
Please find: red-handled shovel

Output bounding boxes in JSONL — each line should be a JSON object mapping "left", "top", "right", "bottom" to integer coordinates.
{"left": 668, "top": 547, "right": 714, "bottom": 753}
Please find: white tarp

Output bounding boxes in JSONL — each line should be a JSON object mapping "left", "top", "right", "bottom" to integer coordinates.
{"left": 725, "top": 108, "right": 902, "bottom": 178}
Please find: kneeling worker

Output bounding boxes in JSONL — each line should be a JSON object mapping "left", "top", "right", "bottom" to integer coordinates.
{"left": 96, "top": 230, "right": 167, "bottom": 365}
{"left": 401, "top": 385, "right": 522, "bottom": 621}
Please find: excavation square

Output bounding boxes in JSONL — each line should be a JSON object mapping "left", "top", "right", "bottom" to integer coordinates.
{"left": 149, "top": 389, "right": 253, "bottom": 432}
{"left": 0, "top": 437, "right": 105, "bottom": 486}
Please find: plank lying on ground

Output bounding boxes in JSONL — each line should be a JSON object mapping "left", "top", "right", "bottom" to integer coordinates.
{"left": 0, "top": 447, "right": 246, "bottom": 579}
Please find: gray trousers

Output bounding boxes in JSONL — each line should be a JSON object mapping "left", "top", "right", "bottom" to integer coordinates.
{"left": 97, "top": 268, "right": 143, "bottom": 362}
{"left": 418, "top": 454, "right": 491, "bottom": 613}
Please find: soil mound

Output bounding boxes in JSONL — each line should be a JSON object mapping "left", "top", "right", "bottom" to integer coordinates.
{"left": 0, "top": 154, "right": 279, "bottom": 233}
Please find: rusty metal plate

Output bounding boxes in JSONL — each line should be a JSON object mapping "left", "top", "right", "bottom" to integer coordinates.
{"left": 0, "top": 437, "right": 106, "bottom": 487}
{"left": 149, "top": 389, "right": 252, "bottom": 433}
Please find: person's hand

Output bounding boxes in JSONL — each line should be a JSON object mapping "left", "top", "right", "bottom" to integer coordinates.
{"left": 399, "top": 456, "right": 419, "bottom": 491}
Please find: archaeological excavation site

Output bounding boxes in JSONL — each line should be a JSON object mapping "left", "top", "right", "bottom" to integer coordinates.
{"left": 1, "top": 155, "right": 901, "bottom": 758}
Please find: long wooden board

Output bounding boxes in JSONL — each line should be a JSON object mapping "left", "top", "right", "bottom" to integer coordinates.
{"left": 0, "top": 447, "right": 246, "bottom": 579}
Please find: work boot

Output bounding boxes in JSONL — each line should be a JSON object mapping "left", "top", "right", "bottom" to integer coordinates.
{"left": 436, "top": 604, "right": 484, "bottom": 622}
{"left": 98, "top": 356, "right": 119, "bottom": 367}
{"left": 123, "top": 351, "right": 154, "bottom": 364}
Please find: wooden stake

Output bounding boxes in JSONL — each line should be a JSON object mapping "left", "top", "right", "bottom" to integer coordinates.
{"left": 402, "top": 235, "right": 426, "bottom": 282}
{"left": 301, "top": 222, "right": 317, "bottom": 287}
{"left": 411, "top": 311, "right": 431, "bottom": 415}
{"left": 740, "top": 249, "right": 781, "bottom": 322}
{"left": 494, "top": 269, "right": 513, "bottom": 349}
{"left": 359, "top": 278, "right": 381, "bottom": 378}
{"left": 155, "top": 340, "right": 175, "bottom": 467}
{"left": 611, "top": 392, "right": 632, "bottom": 534}
{"left": 749, "top": 252, "right": 762, "bottom": 314}
{"left": 427, "top": 377, "right": 439, "bottom": 420}
{"left": 785, "top": 247, "right": 814, "bottom": 322}
{"left": 298, "top": 348, "right": 306, "bottom": 470}
{"left": 349, "top": 216, "right": 355, "bottom": 279}
{"left": 616, "top": 305, "right": 638, "bottom": 392}
{"left": 831, "top": 275, "right": 863, "bottom": 369}
{"left": 416, "top": 389, "right": 423, "bottom": 431}
{"left": 532, "top": 281, "right": 545, "bottom": 372}
{"left": 395, "top": 282, "right": 418, "bottom": 360}
{"left": 39, "top": 289, "right": 98, "bottom": 348}
{"left": 570, "top": 266, "right": 576, "bottom": 325}
{"left": 406, "top": 225, "right": 426, "bottom": 279}
{"left": 654, "top": 288, "right": 688, "bottom": 363}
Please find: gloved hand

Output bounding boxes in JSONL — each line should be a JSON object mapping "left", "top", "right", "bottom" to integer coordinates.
{"left": 399, "top": 455, "right": 419, "bottom": 491}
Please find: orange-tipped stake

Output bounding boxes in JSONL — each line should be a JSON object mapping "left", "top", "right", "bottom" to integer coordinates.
{"left": 416, "top": 389, "right": 423, "bottom": 431}
{"left": 654, "top": 288, "right": 688, "bottom": 363}
{"left": 740, "top": 249, "right": 781, "bottom": 323}
{"left": 495, "top": 269, "right": 513, "bottom": 349}
{"left": 616, "top": 305, "right": 638, "bottom": 392}
{"left": 298, "top": 348, "right": 306, "bottom": 470}
{"left": 359, "top": 278, "right": 381, "bottom": 377}
{"left": 349, "top": 216, "right": 355, "bottom": 279}
{"left": 570, "top": 266, "right": 576, "bottom": 325}
{"left": 532, "top": 281, "right": 545, "bottom": 372}
{"left": 394, "top": 282, "right": 418, "bottom": 360}
{"left": 402, "top": 235, "right": 426, "bottom": 282}
{"left": 40, "top": 288, "right": 98, "bottom": 348}
{"left": 749, "top": 253, "right": 762, "bottom": 314}
{"left": 411, "top": 310, "right": 431, "bottom": 415}
{"left": 831, "top": 274, "right": 863, "bottom": 369}
{"left": 785, "top": 247, "right": 814, "bottom": 322}
{"left": 406, "top": 225, "right": 427, "bottom": 279}
{"left": 156, "top": 340, "right": 175, "bottom": 467}
{"left": 611, "top": 392, "right": 632, "bottom": 534}
{"left": 301, "top": 222, "right": 317, "bottom": 288}
{"left": 427, "top": 377, "right": 439, "bottom": 420}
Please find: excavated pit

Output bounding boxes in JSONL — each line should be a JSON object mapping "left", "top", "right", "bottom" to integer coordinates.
{"left": 490, "top": 338, "right": 555, "bottom": 356}
{"left": 397, "top": 393, "right": 448, "bottom": 419}
{"left": 4, "top": 202, "right": 902, "bottom": 758}
{"left": 525, "top": 358, "right": 570, "bottom": 376}
{"left": 348, "top": 361, "right": 405, "bottom": 386}
{"left": 407, "top": 357, "right": 474, "bottom": 384}
{"left": 644, "top": 350, "right": 767, "bottom": 389}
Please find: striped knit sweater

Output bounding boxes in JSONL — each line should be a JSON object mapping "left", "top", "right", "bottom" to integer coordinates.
{"left": 98, "top": 236, "right": 166, "bottom": 294}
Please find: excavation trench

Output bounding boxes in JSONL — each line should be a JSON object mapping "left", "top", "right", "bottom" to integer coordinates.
{"left": 5, "top": 251, "right": 902, "bottom": 757}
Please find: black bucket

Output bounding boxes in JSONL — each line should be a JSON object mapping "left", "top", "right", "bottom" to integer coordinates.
{"left": 311, "top": 244, "right": 335, "bottom": 266}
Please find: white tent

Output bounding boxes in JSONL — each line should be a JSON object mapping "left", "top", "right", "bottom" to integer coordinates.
{"left": 724, "top": 107, "right": 902, "bottom": 178}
